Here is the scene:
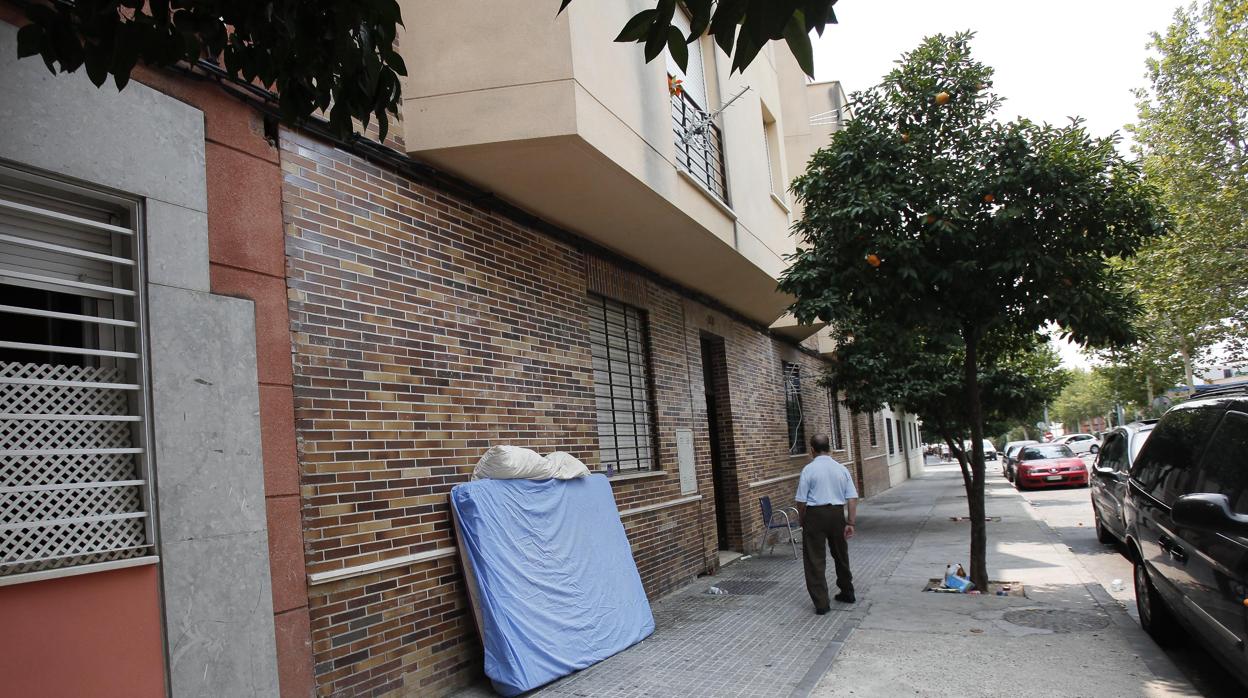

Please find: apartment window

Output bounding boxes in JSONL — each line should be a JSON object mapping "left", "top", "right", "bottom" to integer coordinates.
{"left": 897, "top": 420, "right": 904, "bottom": 452}
{"left": 762, "top": 108, "right": 784, "bottom": 200}
{"left": 886, "top": 417, "right": 895, "bottom": 455}
{"left": 868, "top": 412, "right": 878, "bottom": 447}
{"left": 783, "top": 362, "right": 805, "bottom": 455}
{"left": 588, "top": 294, "right": 656, "bottom": 472}
{"left": 0, "top": 164, "right": 154, "bottom": 581}
{"left": 668, "top": 9, "right": 728, "bottom": 203}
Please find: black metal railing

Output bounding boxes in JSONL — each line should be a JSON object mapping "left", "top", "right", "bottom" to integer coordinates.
{"left": 670, "top": 89, "right": 729, "bottom": 205}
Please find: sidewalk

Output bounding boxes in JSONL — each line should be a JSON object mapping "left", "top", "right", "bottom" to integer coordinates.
{"left": 454, "top": 464, "right": 1198, "bottom": 697}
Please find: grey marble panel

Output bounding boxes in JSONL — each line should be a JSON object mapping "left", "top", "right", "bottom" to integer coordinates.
{"left": 162, "top": 531, "right": 279, "bottom": 697}
{"left": 148, "top": 283, "right": 267, "bottom": 543}
{"left": 146, "top": 200, "right": 211, "bottom": 292}
{"left": 0, "top": 23, "right": 206, "bottom": 212}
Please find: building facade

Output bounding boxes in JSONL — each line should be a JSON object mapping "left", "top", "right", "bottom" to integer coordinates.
{"left": 0, "top": 3, "right": 913, "bottom": 696}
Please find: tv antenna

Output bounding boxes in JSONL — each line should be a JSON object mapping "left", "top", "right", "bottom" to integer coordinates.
{"left": 678, "top": 85, "right": 751, "bottom": 148}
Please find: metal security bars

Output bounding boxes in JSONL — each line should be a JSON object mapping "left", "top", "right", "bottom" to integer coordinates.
{"left": 829, "top": 388, "right": 843, "bottom": 451}
{"left": 0, "top": 165, "right": 154, "bottom": 582}
{"left": 588, "top": 295, "right": 656, "bottom": 472}
{"left": 783, "top": 362, "right": 805, "bottom": 455}
{"left": 671, "top": 89, "right": 729, "bottom": 205}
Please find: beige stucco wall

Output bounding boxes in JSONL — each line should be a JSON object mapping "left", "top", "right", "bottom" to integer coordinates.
{"left": 397, "top": 0, "right": 817, "bottom": 323}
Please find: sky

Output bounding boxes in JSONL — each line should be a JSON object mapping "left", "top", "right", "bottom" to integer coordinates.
{"left": 811, "top": 0, "right": 1185, "bottom": 368}
{"left": 811, "top": 0, "right": 1183, "bottom": 154}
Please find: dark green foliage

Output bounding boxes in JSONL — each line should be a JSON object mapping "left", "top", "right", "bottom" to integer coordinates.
{"left": 14, "top": 0, "right": 406, "bottom": 139}
{"left": 558, "top": 0, "right": 838, "bottom": 77}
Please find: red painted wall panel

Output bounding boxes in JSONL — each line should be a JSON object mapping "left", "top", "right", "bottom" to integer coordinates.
{"left": 0, "top": 565, "right": 165, "bottom": 698}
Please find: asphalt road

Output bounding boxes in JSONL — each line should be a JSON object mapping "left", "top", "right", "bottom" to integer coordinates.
{"left": 997, "top": 456, "right": 1245, "bottom": 698}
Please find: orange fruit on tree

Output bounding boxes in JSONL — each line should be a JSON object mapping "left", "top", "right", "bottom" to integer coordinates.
{"left": 866, "top": 254, "right": 881, "bottom": 267}
{"left": 935, "top": 91, "right": 951, "bottom": 105}
{"left": 901, "top": 132, "right": 910, "bottom": 143}
{"left": 925, "top": 214, "right": 936, "bottom": 224}
{"left": 983, "top": 194, "right": 994, "bottom": 203}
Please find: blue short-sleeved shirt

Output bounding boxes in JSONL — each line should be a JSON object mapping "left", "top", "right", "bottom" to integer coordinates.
{"left": 795, "top": 455, "right": 858, "bottom": 506}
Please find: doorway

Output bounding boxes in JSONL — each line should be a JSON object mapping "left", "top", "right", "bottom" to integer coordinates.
{"left": 699, "top": 334, "right": 740, "bottom": 551}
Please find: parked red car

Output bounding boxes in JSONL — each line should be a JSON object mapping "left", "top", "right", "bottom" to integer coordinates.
{"left": 1014, "top": 443, "right": 1088, "bottom": 490}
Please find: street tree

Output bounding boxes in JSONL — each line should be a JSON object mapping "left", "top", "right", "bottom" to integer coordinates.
{"left": 779, "top": 33, "right": 1167, "bottom": 590}
{"left": 830, "top": 327, "right": 1067, "bottom": 501}
{"left": 1126, "top": 0, "right": 1248, "bottom": 382}
{"left": 1094, "top": 344, "right": 1184, "bottom": 416}
{"left": 1052, "top": 369, "right": 1116, "bottom": 431}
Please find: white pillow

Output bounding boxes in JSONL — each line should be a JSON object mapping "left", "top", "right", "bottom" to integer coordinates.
{"left": 472, "top": 445, "right": 547, "bottom": 480}
{"left": 542, "top": 451, "right": 591, "bottom": 479}
{"left": 471, "top": 446, "right": 591, "bottom": 480}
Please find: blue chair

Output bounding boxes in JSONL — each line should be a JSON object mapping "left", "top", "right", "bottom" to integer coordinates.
{"left": 757, "top": 496, "right": 801, "bottom": 559}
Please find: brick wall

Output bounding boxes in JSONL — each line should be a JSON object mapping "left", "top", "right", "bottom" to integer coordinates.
{"left": 855, "top": 411, "right": 892, "bottom": 497}
{"left": 279, "top": 129, "right": 839, "bottom": 696}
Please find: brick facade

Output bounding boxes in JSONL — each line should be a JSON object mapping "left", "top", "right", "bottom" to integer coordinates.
{"left": 278, "top": 128, "right": 859, "bottom": 696}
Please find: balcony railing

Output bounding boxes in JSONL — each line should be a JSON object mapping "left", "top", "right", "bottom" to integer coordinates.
{"left": 670, "top": 90, "right": 729, "bottom": 206}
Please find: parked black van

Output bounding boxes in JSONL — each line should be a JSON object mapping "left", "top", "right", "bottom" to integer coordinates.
{"left": 1124, "top": 386, "right": 1248, "bottom": 687}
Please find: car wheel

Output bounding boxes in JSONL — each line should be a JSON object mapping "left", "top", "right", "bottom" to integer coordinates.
{"left": 1093, "top": 506, "right": 1115, "bottom": 544}
{"left": 1090, "top": 444, "right": 1099, "bottom": 455}
{"left": 1014, "top": 476, "right": 1025, "bottom": 491}
{"left": 1134, "top": 558, "right": 1178, "bottom": 645}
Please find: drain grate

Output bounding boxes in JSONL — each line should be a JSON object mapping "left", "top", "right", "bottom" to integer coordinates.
{"left": 1003, "top": 608, "right": 1110, "bottom": 633}
{"left": 740, "top": 568, "right": 777, "bottom": 579}
{"left": 712, "top": 579, "right": 779, "bottom": 595}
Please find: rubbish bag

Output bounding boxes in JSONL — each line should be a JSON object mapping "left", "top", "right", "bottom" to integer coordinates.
{"left": 944, "top": 563, "right": 975, "bottom": 593}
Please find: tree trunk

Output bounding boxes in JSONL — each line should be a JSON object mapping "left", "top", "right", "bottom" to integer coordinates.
{"left": 946, "top": 436, "right": 973, "bottom": 503}
{"left": 962, "top": 329, "right": 989, "bottom": 591}
{"left": 1180, "top": 345, "right": 1195, "bottom": 394}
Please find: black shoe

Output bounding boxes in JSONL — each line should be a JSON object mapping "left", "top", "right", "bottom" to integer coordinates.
{"left": 815, "top": 607, "right": 831, "bottom": 615}
{"left": 834, "top": 592, "right": 856, "bottom": 604}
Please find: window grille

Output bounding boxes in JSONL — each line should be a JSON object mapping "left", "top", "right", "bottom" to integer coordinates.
{"left": 0, "top": 165, "right": 153, "bottom": 581}
{"left": 886, "top": 418, "right": 895, "bottom": 455}
{"left": 783, "top": 362, "right": 804, "bottom": 455}
{"left": 671, "top": 90, "right": 729, "bottom": 203}
{"left": 829, "top": 388, "right": 843, "bottom": 451}
{"left": 588, "top": 295, "right": 656, "bottom": 472}
{"left": 868, "top": 413, "right": 878, "bottom": 447}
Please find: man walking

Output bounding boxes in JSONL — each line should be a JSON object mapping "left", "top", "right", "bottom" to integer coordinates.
{"left": 796, "top": 434, "right": 858, "bottom": 614}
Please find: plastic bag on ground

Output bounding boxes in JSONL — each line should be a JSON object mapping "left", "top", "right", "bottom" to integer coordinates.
{"left": 944, "top": 563, "right": 975, "bottom": 593}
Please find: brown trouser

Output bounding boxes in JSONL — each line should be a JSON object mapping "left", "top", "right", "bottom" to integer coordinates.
{"left": 802, "top": 504, "right": 853, "bottom": 608}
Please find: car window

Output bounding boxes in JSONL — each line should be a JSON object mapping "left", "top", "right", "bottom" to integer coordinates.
{"left": 1191, "top": 411, "right": 1248, "bottom": 515}
{"left": 1097, "top": 432, "right": 1128, "bottom": 472}
{"left": 1128, "top": 428, "right": 1154, "bottom": 463}
{"left": 1022, "top": 444, "right": 1074, "bottom": 460}
{"left": 1130, "top": 407, "right": 1222, "bottom": 505}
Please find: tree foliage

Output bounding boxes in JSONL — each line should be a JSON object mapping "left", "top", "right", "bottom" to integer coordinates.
{"left": 13, "top": 0, "right": 406, "bottom": 139}
{"left": 557, "top": 0, "right": 838, "bottom": 77}
{"left": 1123, "top": 0, "right": 1248, "bottom": 383}
{"left": 1051, "top": 369, "right": 1116, "bottom": 430}
{"left": 780, "top": 33, "right": 1167, "bottom": 588}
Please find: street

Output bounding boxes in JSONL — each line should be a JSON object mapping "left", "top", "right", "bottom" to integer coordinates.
{"left": 998, "top": 457, "right": 1245, "bottom": 698}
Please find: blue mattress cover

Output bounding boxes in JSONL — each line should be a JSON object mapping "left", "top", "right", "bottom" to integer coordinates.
{"left": 450, "top": 475, "right": 654, "bottom": 696}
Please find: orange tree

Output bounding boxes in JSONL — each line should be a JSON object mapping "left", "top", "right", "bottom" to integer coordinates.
{"left": 778, "top": 34, "right": 1167, "bottom": 590}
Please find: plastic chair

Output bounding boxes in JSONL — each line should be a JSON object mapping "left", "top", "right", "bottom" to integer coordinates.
{"left": 757, "top": 496, "right": 801, "bottom": 559}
